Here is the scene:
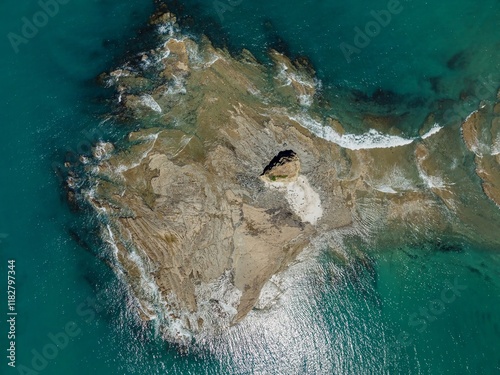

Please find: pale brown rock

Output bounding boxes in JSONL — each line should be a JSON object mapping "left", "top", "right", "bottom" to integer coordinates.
{"left": 74, "top": 12, "right": 500, "bottom": 342}
{"left": 462, "top": 102, "right": 500, "bottom": 208}
{"left": 260, "top": 150, "right": 301, "bottom": 183}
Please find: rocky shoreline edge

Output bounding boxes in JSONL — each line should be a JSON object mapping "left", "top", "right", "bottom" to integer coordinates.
{"left": 64, "top": 8, "right": 500, "bottom": 344}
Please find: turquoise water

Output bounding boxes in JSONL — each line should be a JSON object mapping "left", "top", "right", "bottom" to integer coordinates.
{"left": 0, "top": 0, "right": 499, "bottom": 374}
{"left": 170, "top": 0, "right": 500, "bottom": 133}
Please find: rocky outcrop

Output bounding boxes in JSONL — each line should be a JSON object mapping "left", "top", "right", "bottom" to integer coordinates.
{"left": 462, "top": 102, "right": 500, "bottom": 207}
{"left": 261, "top": 150, "right": 301, "bottom": 183}
{"left": 71, "top": 10, "right": 500, "bottom": 343}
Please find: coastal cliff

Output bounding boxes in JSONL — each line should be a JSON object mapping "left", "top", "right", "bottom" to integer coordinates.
{"left": 69, "top": 10, "right": 500, "bottom": 342}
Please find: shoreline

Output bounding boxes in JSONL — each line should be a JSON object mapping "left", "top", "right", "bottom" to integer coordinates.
{"left": 66, "top": 8, "right": 500, "bottom": 343}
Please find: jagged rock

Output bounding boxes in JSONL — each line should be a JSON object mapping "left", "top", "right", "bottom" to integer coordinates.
{"left": 260, "top": 150, "right": 300, "bottom": 183}
{"left": 92, "top": 142, "right": 114, "bottom": 160}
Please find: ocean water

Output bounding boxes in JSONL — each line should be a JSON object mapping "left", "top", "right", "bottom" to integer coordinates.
{"left": 0, "top": 0, "right": 499, "bottom": 374}
{"left": 169, "top": 0, "right": 500, "bottom": 133}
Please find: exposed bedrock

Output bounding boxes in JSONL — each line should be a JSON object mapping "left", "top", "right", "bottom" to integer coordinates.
{"left": 70, "top": 10, "right": 500, "bottom": 342}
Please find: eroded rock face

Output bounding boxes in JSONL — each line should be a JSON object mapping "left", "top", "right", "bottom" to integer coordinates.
{"left": 72, "top": 10, "right": 500, "bottom": 343}
{"left": 261, "top": 150, "right": 301, "bottom": 183}
{"left": 462, "top": 103, "right": 500, "bottom": 207}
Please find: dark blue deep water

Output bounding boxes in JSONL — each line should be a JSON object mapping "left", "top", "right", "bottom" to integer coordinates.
{"left": 1, "top": 0, "right": 499, "bottom": 373}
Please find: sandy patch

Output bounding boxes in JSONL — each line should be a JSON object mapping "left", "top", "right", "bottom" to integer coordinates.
{"left": 265, "top": 175, "right": 323, "bottom": 225}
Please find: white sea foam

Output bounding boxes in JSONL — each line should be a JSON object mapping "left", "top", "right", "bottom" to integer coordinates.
{"left": 85, "top": 185, "right": 96, "bottom": 199}
{"left": 104, "top": 68, "right": 131, "bottom": 88}
{"left": 465, "top": 110, "right": 478, "bottom": 123}
{"left": 160, "top": 47, "right": 170, "bottom": 60}
{"left": 157, "top": 23, "right": 175, "bottom": 36}
{"left": 254, "top": 275, "right": 283, "bottom": 310}
{"left": 418, "top": 169, "right": 449, "bottom": 189}
{"left": 289, "top": 114, "right": 415, "bottom": 150}
{"left": 203, "top": 54, "right": 220, "bottom": 68}
{"left": 276, "top": 63, "right": 292, "bottom": 87}
{"left": 185, "top": 42, "right": 203, "bottom": 66}
{"left": 415, "top": 157, "right": 453, "bottom": 190}
{"left": 275, "top": 62, "right": 319, "bottom": 107}
{"left": 421, "top": 123, "right": 443, "bottom": 139}
{"left": 368, "top": 168, "right": 417, "bottom": 194}
{"left": 139, "top": 54, "right": 153, "bottom": 69}
{"left": 196, "top": 234, "right": 376, "bottom": 374}
{"left": 298, "top": 94, "right": 313, "bottom": 107}
{"left": 92, "top": 142, "right": 113, "bottom": 160}
{"left": 104, "top": 224, "right": 120, "bottom": 258}
{"left": 139, "top": 94, "right": 162, "bottom": 113}
{"left": 194, "top": 270, "right": 242, "bottom": 336}
{"left": 109, "top": 69, "right": 130, "bottom": 79}
{"left": 101, "top": 221, "right": 194, "bottom": 342}
{"left": 276, "top": 63, "right": 315, "bottom": 89}
{"left": 374, "top": 186, "right": 398, "bottom": 194}
{"left": 127, "top": 250, "right": 161, "bottom": 320}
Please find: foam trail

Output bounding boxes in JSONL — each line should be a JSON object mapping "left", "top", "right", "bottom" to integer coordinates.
{"left": 115, "top": 132, "right": 161, "bottom": 173}
{"left": 374, "top": 186, "right": 398, "bottom": 194}
{"left": 465, "top": 110, "right": 479, "bottom": 123}
{"left": 421, "top": 123, "right": 443, "bottom": 139}
{"left": 289, "top": 114, "right": 415, "bottom": 150}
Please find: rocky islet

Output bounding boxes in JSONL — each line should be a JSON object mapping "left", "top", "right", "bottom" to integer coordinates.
{"left": 66, "top": 10, "right": 500, "bottom": 343}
